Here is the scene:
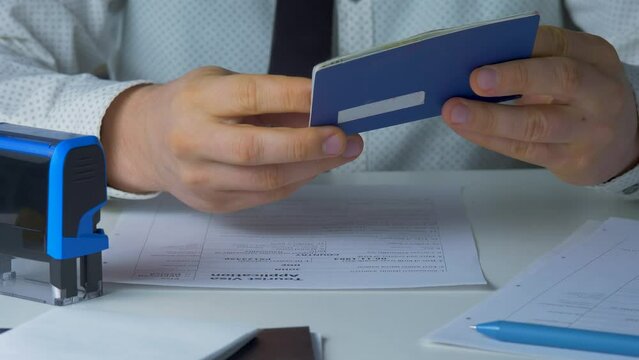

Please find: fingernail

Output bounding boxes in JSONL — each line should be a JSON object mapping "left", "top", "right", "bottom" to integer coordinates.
{"left": 323, "top": 134, "right": 343, "bottom": 156}
{"left": 476, "top": 67, "right": 498, "bottom": 91}
{"left": 450, "top": 103, "right": 469, "bottom": 124}
{"left": 342, "top": 138, "right": 362, "bottom": 158}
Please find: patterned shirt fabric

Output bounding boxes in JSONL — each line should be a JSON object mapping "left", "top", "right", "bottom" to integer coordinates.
{"left": 0, "top": 0, "right": 638, "bottom": 199}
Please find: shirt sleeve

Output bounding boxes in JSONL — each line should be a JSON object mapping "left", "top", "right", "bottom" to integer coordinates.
{"left": 0, "top": 0, "right": 155, "bottom": 199}
{"left": 565, "top": 0, "right": 639, "bottom": 199}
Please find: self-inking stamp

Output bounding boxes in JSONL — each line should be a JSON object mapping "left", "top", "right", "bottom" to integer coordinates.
{"left": 0, "top": 123, "right": 108, "bottom": 305}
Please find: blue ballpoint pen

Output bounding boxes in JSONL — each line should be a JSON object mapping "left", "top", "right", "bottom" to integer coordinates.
{"left": 472, "top": 321, "right": 639, "bottom": 357}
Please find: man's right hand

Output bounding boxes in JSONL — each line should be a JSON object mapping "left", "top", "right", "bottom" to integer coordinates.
{"left": 100, "top": 67, "right": 363, "bottom": 213}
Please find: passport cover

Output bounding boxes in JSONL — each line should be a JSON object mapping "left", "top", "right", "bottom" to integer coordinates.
{"left": 309, "top": 13, "right": 540, "bottom": 135}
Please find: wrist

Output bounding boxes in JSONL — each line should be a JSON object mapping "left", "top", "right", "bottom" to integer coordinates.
{"left": 612, "top": 96, "right": 639, "bottom": 181}
{"left": 101, "top": 83, "right": 163, "bottom": 194}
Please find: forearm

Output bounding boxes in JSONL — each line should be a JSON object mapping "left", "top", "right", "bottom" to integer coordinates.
{"left": 0, "top": 52, "right": 152, "bottom": 198}
{"left": 0, "top": 0, "right": 158, "bottom": 198}
{"left": 0, "top": 52, "right": 145, "bottom": 136}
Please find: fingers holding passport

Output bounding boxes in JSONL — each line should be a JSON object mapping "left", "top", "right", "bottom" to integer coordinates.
{"left": 165, "top": 70, "right": 363, "bottom": 212}
{"left": 442, "top": 25, "right": 639, "bottom": 186}
{"left": 103, "top": 67, "right": 363, "bottom": 213}
{"left": 532, "top": 26, "right": 624, "bottom": 75}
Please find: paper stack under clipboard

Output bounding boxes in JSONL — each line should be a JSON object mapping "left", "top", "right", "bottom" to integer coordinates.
{"left": 427, "top": 217, "right": 639, "bottom": 359}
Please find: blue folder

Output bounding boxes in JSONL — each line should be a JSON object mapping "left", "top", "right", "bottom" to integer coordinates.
{"left": 309, "top": 13, "right": 540, "bottom": 135}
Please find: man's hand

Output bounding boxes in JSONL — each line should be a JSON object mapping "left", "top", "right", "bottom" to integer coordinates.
{"left": 442, "top": 26, "right": 639, "bottom": 185}
{"left": 101, "top": 67, "right": 362, "bottom": 213}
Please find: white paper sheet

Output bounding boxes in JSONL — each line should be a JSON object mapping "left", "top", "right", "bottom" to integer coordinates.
{"left": 427, "top": 217, "right": 639, "bottom": 360}
{"left": 104, "top": 185, "right": 485, "bottom": 289}
{"left": 0, "top": 307, "right": 257, "bottom": 360}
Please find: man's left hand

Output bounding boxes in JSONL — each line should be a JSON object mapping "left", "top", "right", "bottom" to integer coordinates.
{"left": 442, "top": 25, "right": 639, "bottom": 185}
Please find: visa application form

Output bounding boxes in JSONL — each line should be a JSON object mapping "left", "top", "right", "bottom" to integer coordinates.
{"left": 428, "top": 218, "right": 639, "bottom": 359}
{"left": 103, "top": 185, "right": 486, "bottom": 289}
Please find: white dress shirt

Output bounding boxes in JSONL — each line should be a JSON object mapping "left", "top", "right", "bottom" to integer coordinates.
{"left": 1, "top": 0, "right": 638, "bottom": 199}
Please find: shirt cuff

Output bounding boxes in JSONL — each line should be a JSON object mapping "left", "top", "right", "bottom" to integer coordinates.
{"left": 107, "top": 187, "right": 161, "bottom": 200}
{"left": 592, "top": 164, "right": 639, "bottom": 198}
{"left": 623, "top": 62, "right": 639, "bottom": 110}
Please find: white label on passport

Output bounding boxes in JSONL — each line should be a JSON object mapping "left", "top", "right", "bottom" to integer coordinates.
{"left": 337, "top": 91, "right": 425, "bottom": 124}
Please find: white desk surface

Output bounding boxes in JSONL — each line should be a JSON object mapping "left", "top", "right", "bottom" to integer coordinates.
{"left": 1, "top": 169, "right": 638, "bottom": 360}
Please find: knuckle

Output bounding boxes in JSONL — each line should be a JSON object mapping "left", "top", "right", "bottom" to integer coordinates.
{"left": 232, "top": 133, "right": 264, "bottom": 164}
{"left": 177, "top": 68, "right": 214, "bottom": 95}
{"left": 603, "top": 42, "right": 619, "bottom": 61}
{"left": 174, "top": 66, "right": 231, "bottom": 109}
{"left": 280, "top": 83, "right": 297, "bottom": 112}
{"left": 172, "top": 79, "right": 198, "bottom": 109}
{"left": 591, "top": 35, "right": 619, "bottom": 59}
{"left": 178, "top": 167, "right": 204, "bottom": 188}
{"left": 522, "top": 108, "right": 548, "bottom": 142}
{"left": 186, "top": 67, "right": 210, "bottom": 78}
{"left": 510, "top": 141, "right": 535, "bottom": 160}
{"left": 480, "top": 105, "right": 499, "bottom": 133}
{"left": 283, "top": 81, "right": 311, "bottom": 112}
{"left": 234, "top": 76, "right": 259, "bottom": 113}
{"left": 187, "top": 66, "right": 229, "bottom": 78}
{"left": 268, "top": 185, "right": 298, "bottom": 203}
{"left": 556, "top": 58, "right": 581, "bottom": 94}
{"left": 549, "top": 27, "right": 569, "bottom": 56}
{"left": 201, "top": 199, "right": 232, "bottom": 214}
{"left": 573, "top": 154, "right": 597, "bottom": 177}
{"left": 512, "top": 61, "right": 530, "bottom": 90}
{"left": 167, "top": 131, "right": 193, "bottom": 158}
{"left": 552, "top": 154, "right": 574, "bottom": 173}
{"left": 256, "top": 166, "right": 283, "bottom": 191}
{"left": 546, "top": 152, "right": 566, "bottom": 171}
{"left": 190, "top": 192, "right": 237, "bottom": 214}
{"left": 188, "top": 201, "right": 213, "bottom": 213}
{"left": 288, "top": 134, "right": 311, "bottom": 161}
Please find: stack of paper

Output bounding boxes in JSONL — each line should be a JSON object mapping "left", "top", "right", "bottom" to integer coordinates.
{"left": 426, "top": 217, "right": 639, "bottom": 360}
{"left": 104, "top": 185, "right": 486, "bottom": 289}
{"left": 0, "top": 307, "right": 257, "bottom": 360}
{"left": 0, "top": 308, "right": 325, "bottom": 360}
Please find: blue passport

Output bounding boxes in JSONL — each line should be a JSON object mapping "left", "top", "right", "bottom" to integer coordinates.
{"left": 309, "top": 13, "right": 540, "bottom": 135}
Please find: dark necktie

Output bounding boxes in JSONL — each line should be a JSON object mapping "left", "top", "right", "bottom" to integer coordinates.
{"left": 268, "top": 0, "right": 334, "bottom": 78}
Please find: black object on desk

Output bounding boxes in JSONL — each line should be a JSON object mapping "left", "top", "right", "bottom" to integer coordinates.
{"left": 228, "top": 327, "right": 316, "bottom": 360}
